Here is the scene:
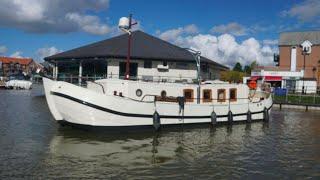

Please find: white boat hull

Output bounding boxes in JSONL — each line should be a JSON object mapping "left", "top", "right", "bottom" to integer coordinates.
{"left": 5, "top": 80, "right": 32, "bottom": 89}
{"left": 43, "top": 78, "right": 273, "bottom": 128}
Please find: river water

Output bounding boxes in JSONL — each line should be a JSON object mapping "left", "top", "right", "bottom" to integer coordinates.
{"left": 0, "top": 85, "right": 319, "bottom": 179}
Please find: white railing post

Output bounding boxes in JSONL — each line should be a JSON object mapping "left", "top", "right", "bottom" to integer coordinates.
{"left": 55, "top": 64, "right": 59, "bottom": 80}
{"left": 78, "top": 61, "right": 82, "bottom": 86}
{"left": 52, "top": 66, "right": 56, "bottom": 79}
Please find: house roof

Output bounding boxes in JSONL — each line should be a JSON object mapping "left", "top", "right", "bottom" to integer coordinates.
{"left": 45, "top": 30, "right": 228, "bottom": 69}
{"left": 279, "top": 31, "right": 320, "bottom": 46}
{"left": 0, "top": 57, "right": 33, "bottom": 65}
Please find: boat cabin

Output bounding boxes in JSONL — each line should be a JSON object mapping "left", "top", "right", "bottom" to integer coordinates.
{"left": 87, "top": 79, "right": 249, "bottom": 105}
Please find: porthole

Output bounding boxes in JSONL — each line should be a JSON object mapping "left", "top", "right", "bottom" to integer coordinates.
{"left": 161, "top": 90, "right": 167, "bottom": 98}
{"left": 136, "top": 89, "right": 143, "bottom": 97}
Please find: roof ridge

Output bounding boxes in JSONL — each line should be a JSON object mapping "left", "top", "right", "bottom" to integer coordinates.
{"left": 44, "top": 30, "right": 228, "bottom": 69}
{"left": 280, "top": 30, "right": 320, "bottom": 34}
{"left": 133, "top": 31, "right": 224, "bottom": 66}
{"left": 133, "top": 30, "right": 187, "bottom": 52}
{"left": 0, "top": 56, "right": 32, "bottom": 60}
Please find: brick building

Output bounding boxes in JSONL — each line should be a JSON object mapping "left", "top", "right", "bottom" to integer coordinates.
{"left": 0, "top": 57, "right": 38, "bottom": 77}
{"left": 278, "top": 31, "right": 320, "bottom": 86}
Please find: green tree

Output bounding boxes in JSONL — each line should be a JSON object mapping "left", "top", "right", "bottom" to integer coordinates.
{"left": 220, "top": 70, "right": 246, "bottom": 83}
{"left": 243, "top": 65, "right": 251, "bottom": 75}
{"left": 250, "top": 61, "right": 258, "bottom": 70}
{"left": 233, "top": 62, "right": 243, "bottom": 72}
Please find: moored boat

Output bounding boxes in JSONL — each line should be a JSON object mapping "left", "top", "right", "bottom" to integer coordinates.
{"left": 5, "top": 75, "right": 32, "bottom": 90}
{"left": 43, "top": 77, "right": 272, "bottom": 130}
{"left": 43, "top": 15, "right": 272, "bottom": 130}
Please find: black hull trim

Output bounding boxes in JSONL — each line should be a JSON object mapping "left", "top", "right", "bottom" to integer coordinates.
{"left": 58, "top": 119, "right": 267, "bottom": 133}
{"left": 51, "top": 91, "right": 272, "bottom": 119}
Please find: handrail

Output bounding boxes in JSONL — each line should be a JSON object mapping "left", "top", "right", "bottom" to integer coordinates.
{"left": 55, "top": 74, "right": 200, "bottom": 84}
{"left": 140, "top": 94, "right": 158, "bottom": 102}
{"left": 139, "top": 94, "right": 266, "bottom": 103}
{"left": 88, "top": 81, "right": 105, "bottom": 94}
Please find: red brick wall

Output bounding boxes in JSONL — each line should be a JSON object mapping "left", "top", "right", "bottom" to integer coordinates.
{"left": 279, "top": 45, "right": 320, "bottom": 86}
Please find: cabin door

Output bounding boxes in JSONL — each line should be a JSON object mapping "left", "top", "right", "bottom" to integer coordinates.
{"left": 119, "top": 62, "right": 138, "bottom": 79}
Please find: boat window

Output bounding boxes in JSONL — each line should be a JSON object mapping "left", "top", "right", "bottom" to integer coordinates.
{"left": 161, "top": 90, "right": 167, "bottom": 98}
{"left": 183, "top": 89, "right": 194, "bottom": 102}
{"left": 230, "top": 88, "right": 237, "bottom": 102}
{"left": 144, "top": 61, "right": 152, "bottom": 69}
{"left": 136, "top": 89, "right": 142, "bottom": 97}
{"left": 202, "top": 89, "right": 212, "bottom": 103}
{"left": 217, "top": 89, "right": 226, "bottom": 102}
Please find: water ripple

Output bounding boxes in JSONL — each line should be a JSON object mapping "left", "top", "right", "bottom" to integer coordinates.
{"left": 0, "top": 85, "right": 319, "bottom": 179}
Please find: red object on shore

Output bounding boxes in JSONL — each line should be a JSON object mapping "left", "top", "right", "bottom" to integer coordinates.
{"left": 248, "top": 80, "right": 257, "bottom": 90}
{"left": 264, "top": 76, "right": 282, "bottom": 81}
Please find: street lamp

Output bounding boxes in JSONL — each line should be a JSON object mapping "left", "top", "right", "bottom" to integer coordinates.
{"left": 118, "top": 14, "right": 137, "bottom": 80}
{"left": 301, "top": 40, "right": 312, "bottom": 94}
{"left": 185, "top": 48, "right": 201, "bottom": 104}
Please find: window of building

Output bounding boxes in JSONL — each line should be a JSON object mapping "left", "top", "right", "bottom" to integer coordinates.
{"left": 81, "top": 61, "right": 108, "bottom": 78}
{"left": 202, "top": 89, "right": 212, "bottom": 103}
{"left": 15, "top": 63, "right": 21, "bottom": 70}
{"left": 119, "top": 62, "right": 138, "bottom": 79}
{"left": 229, "top": 88, "right": 237, "bottom": 102}
{"left": 183, "top": 89, "right": 194, "bottom": 102}
{"left": 176, "top": 62, "right": 188, "bottom": 69}
{"left": 201, "top": 63, "right": 208, "bottom": 73}
{"left": 217, "top": 89, "right": 226, "bottom": 102}
{"left": 144, "top": 61, "right": 152, "bottom": 69}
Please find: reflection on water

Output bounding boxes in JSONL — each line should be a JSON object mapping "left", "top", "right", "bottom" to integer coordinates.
{"left": 0, "top": 85, "right": 320, "bottom": 179}
{"left": 49, "top": 123, "right": 266, "bottom": 166}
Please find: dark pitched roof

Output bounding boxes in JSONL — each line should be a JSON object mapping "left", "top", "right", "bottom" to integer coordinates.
{"left": 279, "top": 31, "right": 320, "bottom": 46}
{"left": 45, "top": 30, "right": 228, "bottom": 69}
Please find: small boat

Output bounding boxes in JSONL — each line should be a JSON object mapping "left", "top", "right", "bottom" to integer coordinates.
{"left": 43, "top": 77, "right": 272, "bottom": 130}
{"left": 5, "top": 75, "right": 32, "bottom": 90}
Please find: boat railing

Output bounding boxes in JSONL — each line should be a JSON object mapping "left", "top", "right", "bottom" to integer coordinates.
{"left": 87, "top": 81, "right": 105, "bottom": 94}
{"left": 55, "top": 73, "right": 202, "bottom": 85}
{"left": 138, "top": 93, "right": 264, "bottom": 104}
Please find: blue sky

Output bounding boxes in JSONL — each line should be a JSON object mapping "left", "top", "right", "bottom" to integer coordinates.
{"left": 0, "top": 0, "right": 319, "bottom": 66}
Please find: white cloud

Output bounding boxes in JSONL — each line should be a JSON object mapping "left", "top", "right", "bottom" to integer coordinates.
{"left": 36, "top": 47, "right": 62, "bottom": 61}
{"left": 0, "top": 45, "right": 8, "bottom": 54}
{"left": 184, "top": 24, "right": 199, "bottom": 34}
{"left": 262, "top": 39, "right": 278, "bottom": 46}
{"left": 66, "top": 13, "right": 110, "bottom": 35}
{"left": 211, "top": 22, "right": 247, "bottom": 36}
{"left": 10, "top": 51, "right": 23, "bottom": 58}
{"left": 162, "top": 31, "right": 276, "bottom": 67}
{"left": 157, "top": 24, "right": 199, "bottom": 42}
{"left": 282, "top": 0, "right": 320, "bottom": 22}
{"left": 0, "top": 0, "right": 110, "bottom": 34}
